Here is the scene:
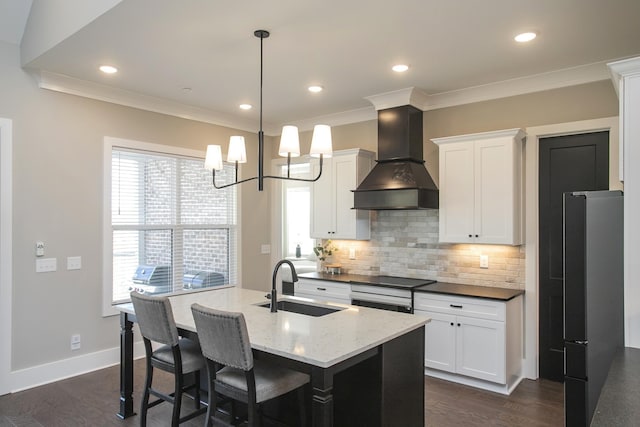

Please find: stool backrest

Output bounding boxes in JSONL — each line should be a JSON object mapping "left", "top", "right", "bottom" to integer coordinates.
{"left": 130, "top": 291, "right": 179, "bottom": 347}
{"left": 191, "top": 303, "right": 253, "bottom": 371}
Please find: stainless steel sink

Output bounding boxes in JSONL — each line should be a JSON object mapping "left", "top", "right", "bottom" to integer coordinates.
{"left": 257, "top": 300, "right": 343, "bottom": 317}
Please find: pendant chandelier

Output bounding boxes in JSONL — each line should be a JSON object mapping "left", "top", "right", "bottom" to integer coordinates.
{"left": 204, "top": 29, "right": 333, "bottom": 191}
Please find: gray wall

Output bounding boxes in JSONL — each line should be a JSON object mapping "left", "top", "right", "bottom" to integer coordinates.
{"left": 0, "top": 40, "right": 271, "bottom": 370}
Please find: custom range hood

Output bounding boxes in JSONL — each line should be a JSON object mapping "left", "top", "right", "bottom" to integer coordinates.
{"left": 353, "top": 104, "right": 439, "bottom": 210}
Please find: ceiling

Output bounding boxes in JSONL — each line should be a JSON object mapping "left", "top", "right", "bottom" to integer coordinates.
{"left": 4, "top": 0, "right": 640, "bottom": 134}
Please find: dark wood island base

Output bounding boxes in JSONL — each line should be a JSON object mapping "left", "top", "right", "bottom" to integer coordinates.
{"left": 118, "top": 311, "right": 425, "bottom": 426}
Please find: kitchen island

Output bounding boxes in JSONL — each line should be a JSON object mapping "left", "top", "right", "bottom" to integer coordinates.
{"left": 116, "top": 287, "right": 428, "bottom": 426}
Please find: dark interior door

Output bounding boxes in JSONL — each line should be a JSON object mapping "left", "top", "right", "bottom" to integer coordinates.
{"left": 538, "top": 131, "right": 609, "bottom": 381}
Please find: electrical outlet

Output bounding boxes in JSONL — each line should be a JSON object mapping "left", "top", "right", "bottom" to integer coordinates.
{"left": 70, "top": 334, "right": 81, "bottom": 351}
{"left": 349, "top": 248, "right": 356, "bottom": 259}
{"left": 480, "top": 255, "right": 489, "bottom": 269}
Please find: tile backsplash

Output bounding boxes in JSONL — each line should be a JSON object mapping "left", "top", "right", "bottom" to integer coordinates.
{"left": 326, "top": 210, "right": 525, "bottom": 289}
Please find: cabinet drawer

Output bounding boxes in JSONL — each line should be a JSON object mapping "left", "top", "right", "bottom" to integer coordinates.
{"left": 414, "top": 293, "right": 505, "bottom": 322}
{"left": 296, "top": 292, "right": 351, "bottom": 306}
{"left": 296, "top": 278, "right": 351, "bottom": 300}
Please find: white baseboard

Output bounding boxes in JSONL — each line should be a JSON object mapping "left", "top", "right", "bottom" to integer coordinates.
{"left": 9, "top": 341, "right": 146, "bottom": 393}
{"left": 425, "top": 368, "right": 524, "bottom": 395}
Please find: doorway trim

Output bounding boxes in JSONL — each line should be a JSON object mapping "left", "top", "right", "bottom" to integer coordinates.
{"left": 0, "top": 118, "right": 13, "bottom": 394}
{"left": 523, "top": 116, "right": 620, "bottom": 379}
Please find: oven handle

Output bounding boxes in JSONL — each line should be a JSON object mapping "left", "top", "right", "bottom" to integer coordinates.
{"left": 350, "top": 291, "right": 412, "bottom": 308}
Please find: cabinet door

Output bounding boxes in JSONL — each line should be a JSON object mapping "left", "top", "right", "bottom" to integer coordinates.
{"left": 456, "top": 316, "right": 505, "bottom": 383}
{"left": 310, "top": 159, "right": 334, "bottom": 238}
{"left": 333, "top": 155, "right": 358, "bottom": 239}
{"left": 474, "top": 138, "right": 518, "bottom": 244}
{"left": 418, "top": 310, "right": 457, "bottom": 373}
{"left": 310, "top": 150, "right": 372, "bottom": 240}
{"left": 438, "top": 142, "right": 475, "bottom": 243}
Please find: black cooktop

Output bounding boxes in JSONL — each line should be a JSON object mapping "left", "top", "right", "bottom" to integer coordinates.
{"left": 298, "top": 272, "right": 436, "bottom": 290}
{"left": 351, "top": 275, "right": 436, "bottom": 290}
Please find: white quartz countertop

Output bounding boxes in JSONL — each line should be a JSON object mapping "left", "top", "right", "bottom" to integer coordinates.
{"left": 117, "top": 287, "right": 428, "bottom": 368}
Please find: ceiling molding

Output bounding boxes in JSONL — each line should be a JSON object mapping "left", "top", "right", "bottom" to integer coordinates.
{"left": 364, "top": 87, "right": 430, "bottom": 111}
{"left": 286, "top": 107, "right": 376, "bottom": 133}
{"left": 608, "top": 56, "right": 640, "bottom": 96}
{"left": 34, "top": 70, "right": 280, "bottom": 135}
{"left": 33, "top": 60, "right": 613, "bottom": 136}
{"left": 420, "top": 60, "right": 611, "bottom": 111}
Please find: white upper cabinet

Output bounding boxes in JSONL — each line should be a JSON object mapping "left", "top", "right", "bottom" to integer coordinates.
{"left": 609, "top": 56, "right": 640, "bottom": 182}
{"left": 433, "top": 129, "right": 525, "bottom": 245}
{"left": 311, "top": 149, "right": 374, "bottom": 240}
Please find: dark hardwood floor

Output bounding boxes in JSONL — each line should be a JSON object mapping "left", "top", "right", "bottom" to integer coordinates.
{"left": 0, "top": 360, "right": 563, "bottom": 426}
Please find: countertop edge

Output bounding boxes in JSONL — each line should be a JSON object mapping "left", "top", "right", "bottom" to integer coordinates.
{"left": 299, "top": 273, "right": 525, "bottom": 301}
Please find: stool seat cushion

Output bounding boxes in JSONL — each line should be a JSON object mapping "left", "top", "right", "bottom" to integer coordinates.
{"left": 216, "top": 359, "right": 310, "bottom": 403}
{"left": 153, "top": 338, "right": 205, "bottom": 374}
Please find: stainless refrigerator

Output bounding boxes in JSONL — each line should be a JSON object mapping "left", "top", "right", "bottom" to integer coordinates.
{"left": 563, "top": 190, "right": 624, "bottom": 427}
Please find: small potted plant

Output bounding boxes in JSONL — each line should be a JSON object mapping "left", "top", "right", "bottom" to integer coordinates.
{"left": 314, "top": 240, "right": 338, "bottom": 271}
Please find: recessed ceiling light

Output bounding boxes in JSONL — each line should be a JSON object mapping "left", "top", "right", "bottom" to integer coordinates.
{"left": 239, "top": 104, "right": 252, "bottom": 110}
{"left": 514, "top": 32, "right": 537, "bottom": 43}
{"left": 308, "top": 85, "right": 323, "bottom": 93}
{"left": 392, "top": 64, "right": 409, "bottom": 73}
{"left": 99, "top": 65, "right": 118, "bottom": 74}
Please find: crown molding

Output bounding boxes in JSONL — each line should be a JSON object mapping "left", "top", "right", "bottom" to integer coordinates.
{"left": 431, "top": 128, "right": 525, "bottom": 145}
{"left": 364, "top": 87, "right": 430, "bottom": 111}
{"left": 286, "top": 107, "right": 376, "bottom": 132}
{"left": 34, "top": 70, "right": 281, "bottom": 135}
{"left": 608, "top": 56, "right": 640, "bottom": 96}
{"left": 421, "top": 60, "right": 611, "bottom": 111}
{"left": 33, "top": 60, "right": 616, "bottom": 136}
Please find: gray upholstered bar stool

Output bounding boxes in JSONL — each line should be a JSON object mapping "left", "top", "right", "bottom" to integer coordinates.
{"left": 191, "top": 303, "right": 310, "bottom": 427}
{"left": 130, "top": 291, "right": 207, "bottom": 427}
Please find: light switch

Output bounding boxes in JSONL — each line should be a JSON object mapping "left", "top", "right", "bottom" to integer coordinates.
{"left": 349, "top": 248, "right": 356, "bottom": 259}
{"left": 36, "top": 258, "right": 57, "bottom": 273}
{"left": 67, "top": 256, "right": 82, "bottom": 270}
{"left": 261, "top": 244, "right": 271, "bottom": 254}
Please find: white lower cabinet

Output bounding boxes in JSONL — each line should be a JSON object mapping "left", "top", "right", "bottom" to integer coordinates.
{"left": 295, "top": 278, "right": 351, "bottom": 305}
{"left": 415, "top": 293, "right": 522, "bottom": 394}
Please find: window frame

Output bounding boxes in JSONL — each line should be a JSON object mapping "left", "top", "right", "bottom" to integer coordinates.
{"left": 271, "top": 154, "right": 320, "bottom": 262}
{"left": 280, "top": 162, "right": 315, "bottom": 259}
{"left": 102, "top": 136, "right": 238, "bottom": 316}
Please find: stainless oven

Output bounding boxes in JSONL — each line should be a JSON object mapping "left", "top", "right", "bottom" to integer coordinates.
{"left": 350, "top": 284, "right": 412, "bottom": 313}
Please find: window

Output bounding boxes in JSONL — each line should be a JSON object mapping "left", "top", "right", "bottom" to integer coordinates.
{"left": 281, "top": 163, "right": 314, "bottom": 258}
{"left": 105, "top": 138, "right": 237, "bottom": 307}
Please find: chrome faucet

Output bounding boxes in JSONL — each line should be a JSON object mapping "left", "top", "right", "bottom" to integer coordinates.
{"left": 270, "top": 259, "right": 298, "bottom": 313}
